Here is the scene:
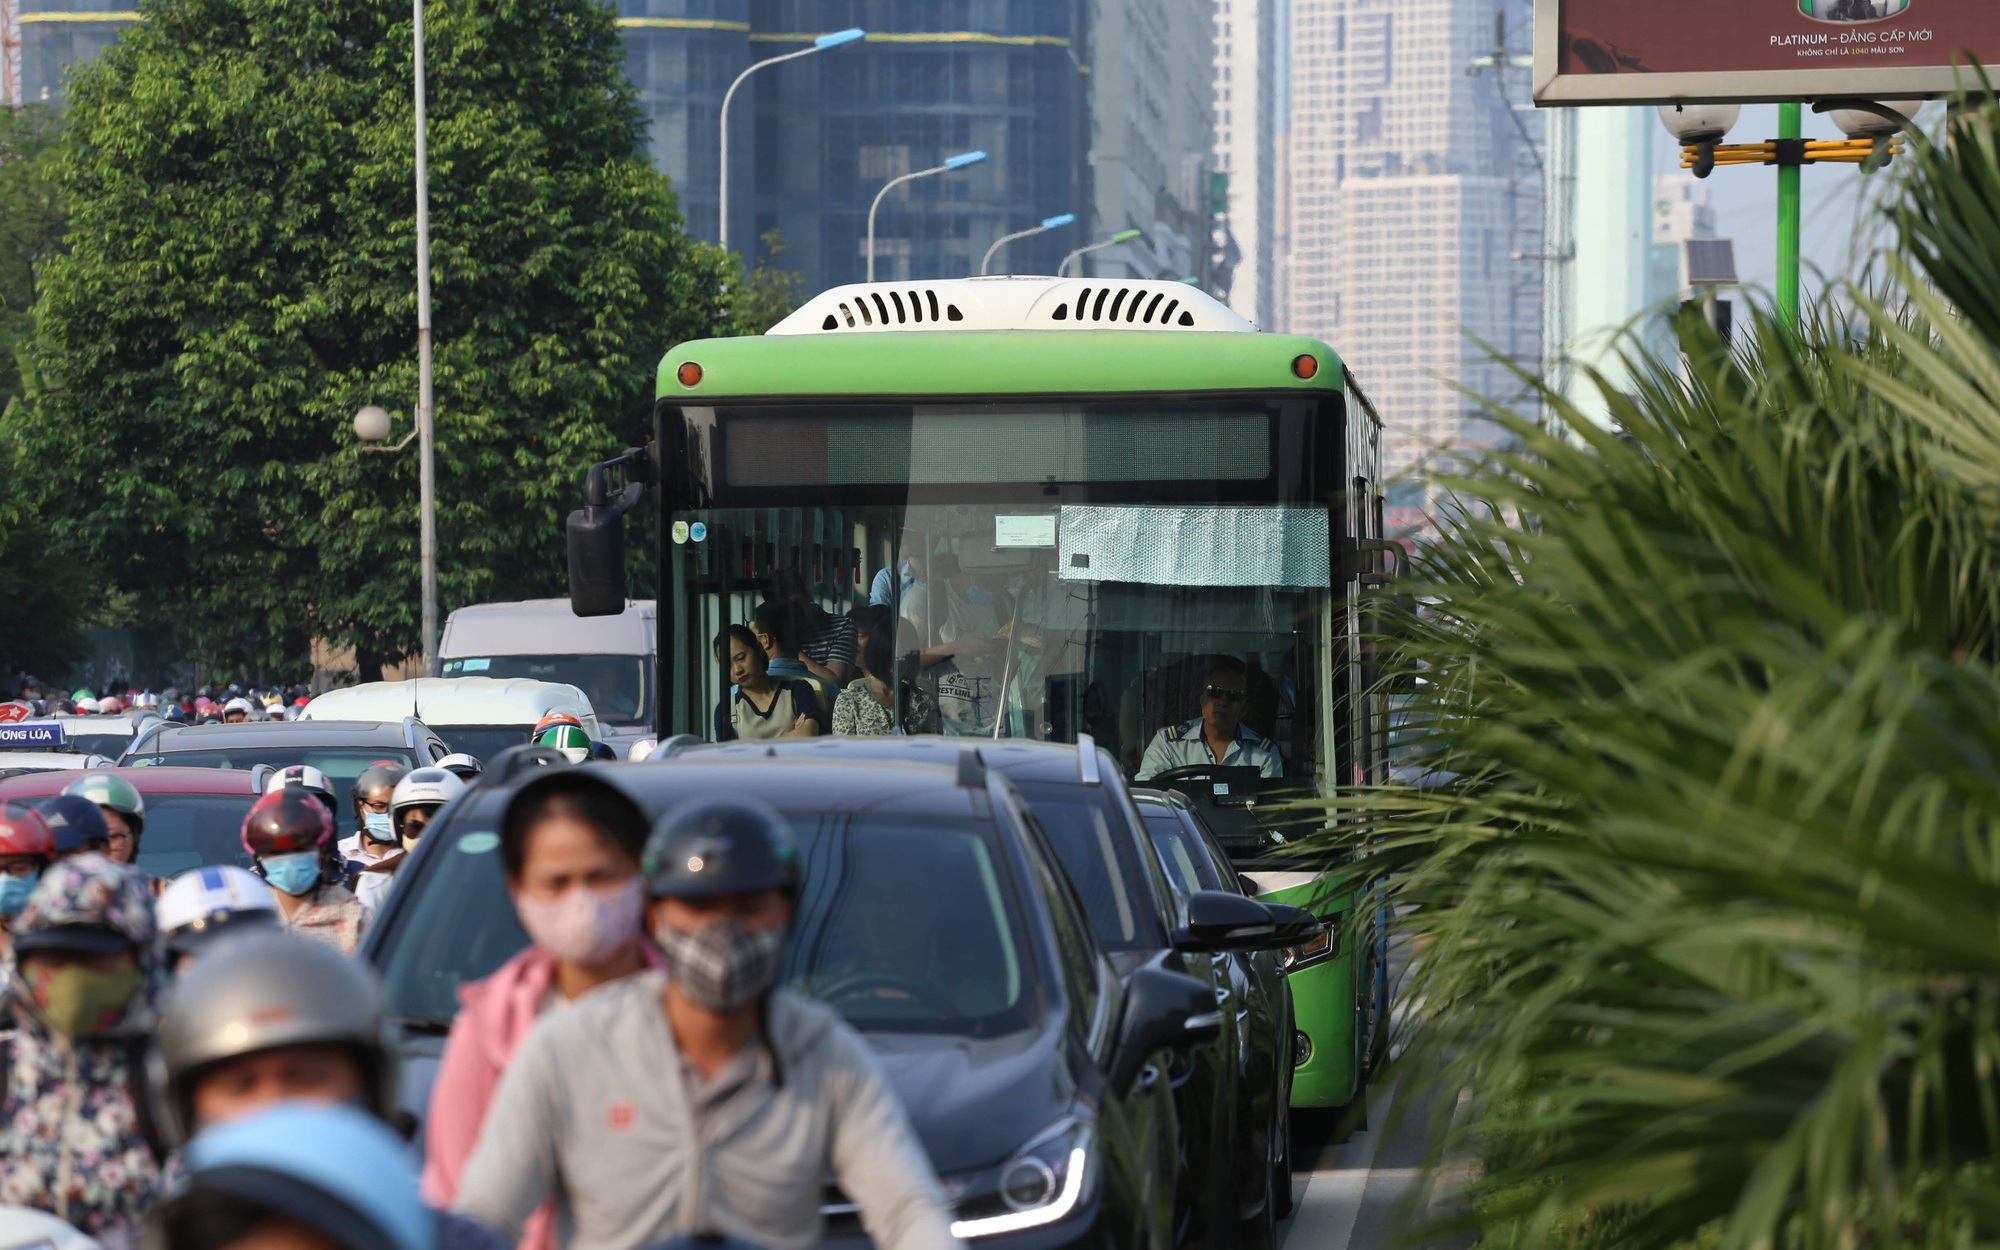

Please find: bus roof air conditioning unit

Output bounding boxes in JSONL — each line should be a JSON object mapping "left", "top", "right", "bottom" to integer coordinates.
{"left": 770, "top": 277, "right": 1256, "bottom": 335}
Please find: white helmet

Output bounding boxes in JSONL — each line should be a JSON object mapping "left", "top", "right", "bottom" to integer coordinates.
{"left": 74, "top": 697, "right": 101, "bottom": 714}
{"left": 130, "top": 692, "right": 159, "bottom": 710}
{"left": 389, "top": 767, "right": 466, "bottom": 819}
{"left": 222, "top": 697, "right": 255, "bottom": 718}
{"left": 436, "top": 752, "right": 483, "bottom": 781}
{"left": 627, "top": 738, "right": 659, "bottom": 762}
{"left": 266, "top": 763, "right": 333, "bottom": 798}
{"left": 157, "top": 865, "right": 281, "bottom": 960}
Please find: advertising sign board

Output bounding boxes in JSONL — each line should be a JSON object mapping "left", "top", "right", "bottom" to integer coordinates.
{"left": 1534, "top": 0, "right": 2000, "bottom": 104}
{"left": 0, "top": 721, "right": 67, "bottom": 749}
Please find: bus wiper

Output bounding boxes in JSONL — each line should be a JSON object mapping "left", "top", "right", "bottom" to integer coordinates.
{"left": 394, "top": 1015, "right": 455, "bottom": 1036}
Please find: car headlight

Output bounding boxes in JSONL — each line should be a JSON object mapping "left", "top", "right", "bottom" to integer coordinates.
{"left": 1282, "top": 914, "right": 1341, "bottom": 972}
{"left": 946, "top": 1112, "right": 1097, "bottom": 1239}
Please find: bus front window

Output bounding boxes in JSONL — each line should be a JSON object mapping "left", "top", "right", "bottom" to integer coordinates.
{"left": 668, "top": 500, "right": 1334, "bottom": 788}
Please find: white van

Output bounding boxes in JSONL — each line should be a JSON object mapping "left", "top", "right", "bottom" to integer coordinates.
{"left": 302, "top": 677, "right": 600, "bottom": 762}
{"left": 436, "top": 600, "right": 654, "bottom": 744}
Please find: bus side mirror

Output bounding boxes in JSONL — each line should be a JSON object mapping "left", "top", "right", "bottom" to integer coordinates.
{"left": 567, "top": 454, "right": 648, "bottom": 618}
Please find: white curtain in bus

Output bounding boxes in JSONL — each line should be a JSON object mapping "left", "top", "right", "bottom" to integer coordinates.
{"left": 1056, "top": 505, "right": 1330, "bottom": 587}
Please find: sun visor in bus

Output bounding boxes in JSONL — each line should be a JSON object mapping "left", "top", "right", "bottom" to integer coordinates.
{"left": 1057, "top": 505, "right": 1330, "bottom": 587}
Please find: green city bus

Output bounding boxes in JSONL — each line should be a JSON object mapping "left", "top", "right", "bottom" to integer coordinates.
{"left": 565, "top": 275, "right": 1392, "bottom": 1112}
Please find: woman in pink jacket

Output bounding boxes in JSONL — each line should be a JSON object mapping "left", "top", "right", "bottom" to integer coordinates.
{"left": 422, "top": 771, "right": 662, "bottom": 1250}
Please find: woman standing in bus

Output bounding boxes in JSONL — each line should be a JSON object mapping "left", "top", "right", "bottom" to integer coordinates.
{"left": 713, "top": 624, "right": 823, "bottom": 741}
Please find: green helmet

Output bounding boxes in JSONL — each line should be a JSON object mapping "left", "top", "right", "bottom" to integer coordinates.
{"left": 64, "top": 772, "right": 145, "bottom": 837}
{"left": 533, "top": 723, "right": 594, "bottom": 764}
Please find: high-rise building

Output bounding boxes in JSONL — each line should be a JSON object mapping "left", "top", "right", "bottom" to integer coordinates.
{"left": 17, "top": 1, "right": 128, "bottom": 104}
{"left": 1211, "top": 0, "right": 1277, "bottom": 325}
{"left": 1287, "top": 0, "right": 1537, "bottom": 486}
{"left": 617, "top": 6, "right": 751, "bottom": 250}
{"left": 1085, "top": 0, "right": 1216, "bottom": 283}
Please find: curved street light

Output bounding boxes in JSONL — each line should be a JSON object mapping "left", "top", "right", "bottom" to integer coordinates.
{"left": 1059, "top": 228, "right": 1144, "bottom": 278}
{"left": 979, "top": 213, "right": 1076, "bottom": 276}
{"left": 718, "top": 28, "right": 865, "bottom": 254}
{"left": 867, "top": 150, "right": 987, "bottom": 283}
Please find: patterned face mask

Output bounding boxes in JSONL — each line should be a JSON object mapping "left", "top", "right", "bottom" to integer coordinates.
{"left": 652, "top": 916, "right": 788, "bottom": 1012}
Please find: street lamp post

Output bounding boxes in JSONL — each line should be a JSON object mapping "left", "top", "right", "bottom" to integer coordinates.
{"left": 979, "top": 213, "right": 1075, "bottom": 276}
{"left": 413, "top": 0, "right": 438, "bottom": 677}
{"left": 1059, "top": 228, "right": 1144, "bottom": 278}
{"left": 867, "top": 150, "right": 987, "bottom": 282}
{"left": 717, "top": 28, "right": 864, "bottom": 255}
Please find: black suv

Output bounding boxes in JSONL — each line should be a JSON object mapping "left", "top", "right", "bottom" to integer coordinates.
{"left": 681, "top": 735, "right": 1309, "bottom": 1250}
{"left": 363, "top": 751, "right": 1302, "bottom": 1249}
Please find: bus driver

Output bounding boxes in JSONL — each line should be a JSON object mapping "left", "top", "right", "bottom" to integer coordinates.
{"left": 1137, "top": 656, "right": 1284, "bottom": 780}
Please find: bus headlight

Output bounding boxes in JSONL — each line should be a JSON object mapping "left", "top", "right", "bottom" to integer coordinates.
{"left": 946, "top": 1113, "right": 1097, "bottom": 1239}
{"left": 1282, "top": 914, "right": 1341, "bottom": 972}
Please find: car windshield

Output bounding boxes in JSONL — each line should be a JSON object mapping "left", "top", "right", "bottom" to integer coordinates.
{"left": 376, "top": 804, "right": 1036, "bottom": 1038}
{"left": 130, "top": 748, "right": 420, "bottom": 817}
{"left": 132, "top": 794, "right": 260, "bottom": 878}
{"left": 426, "top": 726, "right": 532, "bottom": 762}
{"left": 437, "top": 655, "right": 649, "bottom": 726}
{"left": 1008, "top": 781, "right": 1148, "bottom": 952}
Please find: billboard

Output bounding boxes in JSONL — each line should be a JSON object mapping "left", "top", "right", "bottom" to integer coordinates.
{"left": 1534, "top": 0, "right": 2000, "bottom": 104}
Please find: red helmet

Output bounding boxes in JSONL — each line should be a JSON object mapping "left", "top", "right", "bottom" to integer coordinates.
{"left": 0, "top": 800, "right": 55, "bottom": 858}
{"left": 530, "top": 711, "right": 584, "bottom": 741}
{"left": 241, "top": 788, "right": 336, "bottom": 857}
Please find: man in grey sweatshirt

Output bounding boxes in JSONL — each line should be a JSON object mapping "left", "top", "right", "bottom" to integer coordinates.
{"left": 453, "top": 781, "right": 964, "bottom": 1250}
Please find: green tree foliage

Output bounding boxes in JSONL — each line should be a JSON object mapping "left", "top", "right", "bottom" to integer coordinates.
{"left": 725, "top": 229, "right": 808, "bottom": 336}
{"left": 20, "top": 0, "right": 730, "bottom": 676}
{"left": 0, "top": 105, "right": 64, "bottom": 422}
{"left": 1367, "top": 109, "right": 2000, "bottom": 1249}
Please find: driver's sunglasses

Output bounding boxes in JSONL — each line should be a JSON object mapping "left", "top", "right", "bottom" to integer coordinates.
{"left": 1202, "top": 685, "right": 1248, "bottom": 705}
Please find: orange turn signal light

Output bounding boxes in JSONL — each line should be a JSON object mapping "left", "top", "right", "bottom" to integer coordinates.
{"left": 677, "top": 361, "right": 703, "bottom": 387}
{"left": 1292, "top": 354, "right": 1319, "bottom": 380}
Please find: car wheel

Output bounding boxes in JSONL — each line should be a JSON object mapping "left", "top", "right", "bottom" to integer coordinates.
{"left": 1272, "top": 1092, "right": 1295, "bottom": 1220}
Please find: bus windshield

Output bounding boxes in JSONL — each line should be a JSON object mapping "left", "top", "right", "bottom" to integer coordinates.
{"left": 662, "top": 394, "right": 1362, "bottom": 792}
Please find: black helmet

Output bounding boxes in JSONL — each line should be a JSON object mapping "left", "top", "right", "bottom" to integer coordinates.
{"left": 642, "top": 797, "right": 800, "bottom": 900}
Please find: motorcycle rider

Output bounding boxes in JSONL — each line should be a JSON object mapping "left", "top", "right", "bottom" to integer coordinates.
{"left": 339, "top": 762, "right": 409, "bottom": 887}
{"left": 154, "top": 866, "right": 280, "bottom": 974}
{"left": 41, "top": 794, "right": 113, "bottom": 860}
{"left": 265, "top": 764, "right": 340, "bottom": 825}
{"left": 62, "top": 773, "right": 148, "bottom": 870}
{"left": 453, "top": 783, "right": 961, "bottom": 1250}
{"left": 147, "top": 1103, "right": 436, "bottom": 1250}
{"left": 0, "top": 801, "right": 55, "bottom": 945}
{"left": 0, "top": 856, "right": 165, "bottom": 1243}
{"left": 437, "top": 753, "right": 484, "bottom": 782}
{"left": 241, "top": 789, "right": 365, "bottom": 955}
{"left": 353, "top": 768, "right": 466, "bottom": 914}
{"left": 146, "top": 932, "right": 504, "bottom": 1250}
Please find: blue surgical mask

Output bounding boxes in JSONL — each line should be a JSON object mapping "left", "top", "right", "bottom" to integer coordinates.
{"left": 261, "top": 851, "right": 321, "bottom": 897}
{"left": 0, "top": 872, "right": 39, "bottom": 917}
{"left": 966, "top": 585, "right": 997, "bottom": 606}
{"left": 363, "top": 811, "right": 395, "bottom": 843}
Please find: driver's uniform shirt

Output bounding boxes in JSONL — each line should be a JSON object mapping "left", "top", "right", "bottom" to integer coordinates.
{"left": 1138, "top": 719, "right": 1284, "bottom": 780}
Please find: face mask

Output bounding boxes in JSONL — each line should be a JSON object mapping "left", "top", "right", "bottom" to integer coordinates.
{"left": 515, "top": 878, "right": 645, "bottom": 968}
{"left": 653, "top": 915, "right": 788, "bottom": 1012}
{"left": 363, "top": 812, "right": 395, "bottom": 843}
{"left": 0, "top": 873, "right": 39, "bottom": 918}
{"left": 29, "top": 962, "right": 141, "bottom": 1040}
{"left": 262, "top": 851, "right": 321, "bottom": 897}
{"left": 965, "top": 585, "right": 997, "bottom": 606}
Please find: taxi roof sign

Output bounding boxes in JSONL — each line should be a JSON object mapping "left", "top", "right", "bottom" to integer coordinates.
{"left": 0, "top": 721, "right": 68, "bottom": 751}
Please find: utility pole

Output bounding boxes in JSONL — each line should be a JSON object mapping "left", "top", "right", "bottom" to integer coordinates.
{"left": 1, "top": 0, "right": 21, "bottom": 109}
{"left": 414, "top": 0, "right": 438, "bottom": 676}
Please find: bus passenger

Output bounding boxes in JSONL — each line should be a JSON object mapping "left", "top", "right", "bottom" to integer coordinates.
{"left": 833, "top": 625, "right": 938, "bottom": 737}
{"left": 1138, "top": 657, "right": 1284, "bottom": 780}
{"left": 753, "top": 601, "right": 838, "bottom": 717}
{"left": 715, "top": 625, "right": 822, "bottom": 741}
{"left": 771, "top": 570, "right": 858, "bottom": 686}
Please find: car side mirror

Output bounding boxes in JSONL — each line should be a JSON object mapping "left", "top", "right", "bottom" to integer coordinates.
{"left": 1261, "top": 901, "right": 1322, "bottom": 948}
{"left": 1110, "top": 966, "right": 1222, "bottom": 1092}
{"left": 567, "top": 454, "right": 649, "bottom": 618}
{"left": 1172, "top": 890, "right": 1313, "bottom": 953}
